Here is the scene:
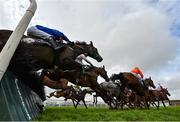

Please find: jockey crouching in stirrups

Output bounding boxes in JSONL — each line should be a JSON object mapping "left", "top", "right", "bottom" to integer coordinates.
{"left": 130, "top": 67, "right": 144, "bottom": 85}
{"left": 75, "top": 53, "right": 93, "bottom": 74}
{"left": 27, "top": 25, "right": 74, "bottom": 68}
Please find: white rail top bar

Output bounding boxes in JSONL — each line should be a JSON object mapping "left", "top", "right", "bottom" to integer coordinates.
{"left": 0, "top": 0, "right": 37, "bottom": 81}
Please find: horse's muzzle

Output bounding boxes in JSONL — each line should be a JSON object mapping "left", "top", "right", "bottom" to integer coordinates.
{"left": 97, "top": 57, "right": 103, "bottom": 62}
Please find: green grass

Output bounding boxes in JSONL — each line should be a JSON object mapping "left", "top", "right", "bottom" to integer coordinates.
{"left": 34, "top": 106, "right": 180, "bottom": 121}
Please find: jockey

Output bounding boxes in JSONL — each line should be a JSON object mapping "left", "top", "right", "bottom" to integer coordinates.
{"left": 131, "top": 67, "right": 144, "bottom": 84}
{"left": 75, "top": 53, "right": 93, "bottom": 72}
{"left": 27, "top": 25, "right": 73, "bottom": 50}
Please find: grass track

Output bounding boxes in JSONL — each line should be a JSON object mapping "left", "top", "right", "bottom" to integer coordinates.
{"left": 35, "top": 106, "right": 180, "bottom": 121}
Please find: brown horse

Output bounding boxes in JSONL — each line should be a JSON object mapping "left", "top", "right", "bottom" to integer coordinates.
{"left": 43, "top": 65, "right": 113, "bottom": 107}
{"left": 124, "top": 90, "right": 144, "bottom": 109}
{"left": 0, "top": 30, "right": 103, "bottom": 100}
{"left": 0, "top": 30, "right": 103, "bottom": 70}
{"left": 149, "top": 88, "right": 171, "bottom": 108}
{"left": 47, "top": 86, "right": 93, "bottom": 109}
{"left": 110, "top": 72, "right": 156, "bottom": 109}
{"left": 42, "top": 65, "right": 109, "bottom": 88}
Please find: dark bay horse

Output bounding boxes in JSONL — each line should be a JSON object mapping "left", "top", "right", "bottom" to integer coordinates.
{"left": 42, "top": 65, "right": 109, "bottom": 88}
{"left": 0, "top": 30, "right": 102, "bottom": 69}
{"left": 110, "top": 72, "right": 156, "bottom": 109}
{"left": 43, "top": 65, "right": 113, "bottom": 108}
{"left": 124, "top": 90, "right": 144, "bottom": 109}
{"left": 47, "top": 87, "right": 93, "bottom": 109}
{"left": 149, "top": 88, "right": 171, "bottom": 108}
{"left": 0, "top": 30, "right": 103, "bottom": 100}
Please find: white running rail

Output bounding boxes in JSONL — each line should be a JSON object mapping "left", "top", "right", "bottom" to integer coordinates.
{"left": 0, "top": 0, "right": 37, "bottom": 81}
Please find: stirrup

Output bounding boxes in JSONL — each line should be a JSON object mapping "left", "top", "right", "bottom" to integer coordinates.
{"left": 54, "top": 46, "right": 61, "bottom": 51}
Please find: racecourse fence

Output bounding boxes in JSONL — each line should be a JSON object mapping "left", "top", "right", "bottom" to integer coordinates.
{"left": 0, "top": 71, "right": 43, "bottom": 121}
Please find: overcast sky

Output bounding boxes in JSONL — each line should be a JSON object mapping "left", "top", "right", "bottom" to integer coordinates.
{"left": 0, "top": 0, "right": 180, "bottom": 101}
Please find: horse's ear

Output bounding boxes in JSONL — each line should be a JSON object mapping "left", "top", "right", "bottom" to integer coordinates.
{"left": 103, "top": 65, "right": 105, "bottom": 69}
{"left": 149, "top": 76, "right": 151, "bottom": 79}
{"left": 90, "top": 41, "right": 93, "bottom": 46}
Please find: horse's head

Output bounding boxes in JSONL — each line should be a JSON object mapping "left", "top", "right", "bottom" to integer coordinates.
{"left": 162, "top": 88, "right": 171, "bottom": 96}
{"left": 96, "top": 65, "right": 109, "bottom": 81}
{"left": 75, "top": 41, "right": 103, "bottom": 62}
{"left": 144, "top": 77, "right": 156, "bottom": 88}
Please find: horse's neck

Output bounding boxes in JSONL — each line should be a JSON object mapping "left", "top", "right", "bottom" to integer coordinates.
{"left": 161, "top": 89, "right": 167, "bottom": 95}
{"left": 65, "top": 46, "right": 75, "bottom": 56}
{"left": 72, "top": 45, "right": 84, "bottom": 54}
{"left": 81, "top": 90, "right": 88, "bottom": 96}
{"left": 143, "top": 80, "right": 149, "bottom": 89}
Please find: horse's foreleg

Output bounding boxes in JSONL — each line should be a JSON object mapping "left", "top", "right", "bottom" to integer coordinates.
{"left": 143, "top": 97, "right": 149, "bottom": 109}
{"left": 166, "top": 98, "right": 171, "bottom": 106}
{"left": 47, "top": 91, "right": 56, "bottom": 98}
{"left": 95, "top": 97, "right": 98, "bottom": 105}
{"left": 153, "top": 101, "right": 159, "bottom": 109}
{"left": 162, "top": 100, "right": 166, "bottom": 108}
{"left": 72, "top": 99, "right": 76, "bottom": 109}
{"left": 93, "top": 95, "right": 95, "bottom": 105}
{"left": 82, "top": 100, "right": 88, "bottom": 109}
{"left": 93, "top": 95, "right": 97, "bottom": 105}
{"left": 168, "top": 99, "right": 172, "bottom": 106}
{"left": 157, "top": 99, "right": 160, "bottom": 108}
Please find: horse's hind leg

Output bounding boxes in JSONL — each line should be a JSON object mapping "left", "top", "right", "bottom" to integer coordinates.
{"left": 151, "top": 100, "right": 158, "bottom": 109}
{"left": 75, "top": 100, "right": 80, "bottom": 109}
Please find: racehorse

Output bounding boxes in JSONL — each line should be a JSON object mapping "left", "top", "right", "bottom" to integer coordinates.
{"left": 124, "top": 90, "right": 144, "bottom": 109}
{"left": 99, "top": 80, "right": 125, "bottom": 109}
{"left": 110, "top": 72, "right": 156, "bottom": 109}
{"left": 0, "top": 30, "right": 103, "bottom": 101}
{"left": 0, "top": 30, "right": 103, "bottom": 69}
{"left": 47, "top": 87, "right": 93, "bottom": 109}
{"left": 149, "top": 88, "right": 171, "bottom": 108}
{"left": 43, "top": 65, "right": 113, "bottom": 108}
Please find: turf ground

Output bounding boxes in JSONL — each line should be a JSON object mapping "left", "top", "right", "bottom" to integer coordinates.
{"left": 34, "top": 106, "right": 180, "bottom": 121}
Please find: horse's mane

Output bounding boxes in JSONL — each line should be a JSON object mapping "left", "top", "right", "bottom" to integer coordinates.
{"left": 85, "top": 65, "right": 98, "bottom": 72}
{"left": 75, "top": 41, "right": 88, "bottom": 45}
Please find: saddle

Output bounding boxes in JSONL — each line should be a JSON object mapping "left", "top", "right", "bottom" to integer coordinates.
{"left": 22, "top": 36, "right": 51, "bottom": 47}
{"left": 83, "top": 65, "right": 93, "bottom": 72}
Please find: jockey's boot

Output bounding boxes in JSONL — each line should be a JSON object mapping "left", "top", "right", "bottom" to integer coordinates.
{"left": 30, "top": 69, "right": 47, "bottom": 82}
{"left": 46, "top": 37, "right": 64, "bottom": 51}
{"left": 49, "top": 38, "right": 61, "bottom": 50}
{"left": 47, "top": 38, "right": 65, "bottom": 66}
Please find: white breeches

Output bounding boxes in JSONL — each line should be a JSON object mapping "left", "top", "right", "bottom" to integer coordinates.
{"left": 27, "top": 26, "right": 51, "bottom": 40}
